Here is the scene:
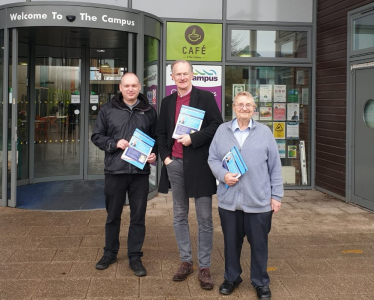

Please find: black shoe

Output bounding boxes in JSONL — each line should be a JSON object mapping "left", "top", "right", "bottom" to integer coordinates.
{"left": 95, "top": 256, "right": 117, "bottom": 270}
{"left": 256, "top": 286, "right": 271, "bottom": 298}
{"left": 219, "top": 280, "right": 240, "bottom": 295}
{"left": 129, "top": 258, "right": 147, "bottom": 277}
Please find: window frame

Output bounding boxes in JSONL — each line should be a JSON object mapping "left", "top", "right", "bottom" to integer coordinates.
{"left": 348, "top": 4, "right": 374, "bottom": 57}
{"left": 227, "top": 25, "right": 312, "bottom": 64}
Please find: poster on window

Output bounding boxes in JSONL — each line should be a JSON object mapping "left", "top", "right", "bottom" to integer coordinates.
{"left": 260, "top": 85, "right": 272, "bottom": 102}
{"left": 288, "top": 145, "right": 298, "bottom": 158}
{"left": 288, "top": 89, "right": 299, "bottom": 103}
{"left": 274, "top": 85, "right": 286, "bottom": 102}
{"left": 286, "top": 122, "right": 299, "bottom": 139}
{"left": 273, "top": 103, "right": 286, "bottom": 120}
{"left": 273, "top": 122, "right": 285, "bottom": 139}
{"left": 166, "top": 64, "right": 222, "bottom": 111}
{"left": 287, "top": 103, "right": 299, "bottom": 121}
{"left": 260, "top": 107, "right": 272, "bottom": 120}
{"left": 302, "top": 88, "right": 309, "bottom": 105}
{"left": 276, "top": 140, "right": 286, "bottom": 158}
{"left": 252, "top": 107, "right": 259, "bottom": 120}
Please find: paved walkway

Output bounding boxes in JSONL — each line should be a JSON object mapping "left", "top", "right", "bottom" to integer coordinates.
{"left": 0, "top": 190, "right": 374, "bottom": 299}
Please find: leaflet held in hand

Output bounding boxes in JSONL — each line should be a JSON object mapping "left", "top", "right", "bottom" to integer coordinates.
{"left": 121, "top": 128, "right": 155, "bottom": 170}
{"left": 222, "top": 146, "right": 248, "bottom": 189}
{"left": 172, "top": 105, "right": 205, "bottom": 139}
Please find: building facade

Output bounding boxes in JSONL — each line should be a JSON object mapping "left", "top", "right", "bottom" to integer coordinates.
{"left": 0, "top": 0, "right": 373, "bottom": 211}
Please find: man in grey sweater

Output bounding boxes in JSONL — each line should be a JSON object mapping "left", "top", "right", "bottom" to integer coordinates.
{"left": 208, "top": 91, "right": 283, "bottom": 299}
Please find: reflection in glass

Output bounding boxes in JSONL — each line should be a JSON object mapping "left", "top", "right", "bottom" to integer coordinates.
{"left": 353, "top": 13, "right": 374, "bottom": 51}
{"left": 144, "top": 36, "right": 159, "bottom": 193}
{"left": 88, "top": 48, "right": 127, "bottom": 176}
{"left": 231, "top": 30, "right": 307, "bottom": 58}
{"left": 34, "top": 55, "right": 81, "bottom": 178}
{"left": 364, "top": 99, "right": 374, "bottom": 128}
{"left": 225, "top": 65, "right": 311, "bottom": 186}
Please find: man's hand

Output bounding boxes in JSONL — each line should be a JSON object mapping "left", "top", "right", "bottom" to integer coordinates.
{"left": 117, "top": 139, "right": 129, "bottom": 150}
{"left": 224, "top": 172, "right": 239, "bottom": 186}
{"left": 176, "top": 134, "right": 192, "bottom": 146}
{"left": 147, "top": 153, "right": 156, "bottom": 164}
{"left": 164, "top": 157, "right": 173, "bottom": 165}
{"left": 271, "top": 199, "right": 281, "bottom": 213}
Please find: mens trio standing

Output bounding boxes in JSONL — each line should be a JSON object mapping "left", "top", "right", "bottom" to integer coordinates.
{"left": 91, "top": 61, "right": 283, "bottom": 298}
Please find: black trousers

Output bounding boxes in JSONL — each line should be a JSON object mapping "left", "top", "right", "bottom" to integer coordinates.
{"left": 219, "top": 207, "right": 273, "bottom": 287}
{"left": 104, "top": 173, "right": 149, "bottom": 260}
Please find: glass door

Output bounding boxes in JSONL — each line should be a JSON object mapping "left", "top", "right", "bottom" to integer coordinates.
{"left": 34, "top": 46, "right": 82, "bottom": 179}
{"left": 87, "top": 48, "right": 127, "bottom": 177}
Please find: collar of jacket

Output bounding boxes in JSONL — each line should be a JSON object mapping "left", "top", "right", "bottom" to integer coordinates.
{"left": 112, "top": 92, "right": 151, "bottom": 111}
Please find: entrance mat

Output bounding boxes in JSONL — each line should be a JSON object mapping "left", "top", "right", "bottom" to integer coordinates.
{"left": 16, "top": 180, "right": 105, "bottom": 211}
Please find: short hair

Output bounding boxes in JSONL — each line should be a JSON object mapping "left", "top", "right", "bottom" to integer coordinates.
{"left": 121, "top": 72, "right": 140, "bottom": 83}
{"left": 171, "top": 60, "right": 193, "bottom": 73}
{"left": 233, "top": 91, "right": 255, "bottom": 104}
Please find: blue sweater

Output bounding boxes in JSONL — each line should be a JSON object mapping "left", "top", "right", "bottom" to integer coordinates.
{"left": 208, "top": 120, "right": 284, "bottom": 213}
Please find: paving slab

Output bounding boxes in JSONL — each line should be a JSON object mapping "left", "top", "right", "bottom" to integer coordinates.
{"left": 0, "top": 189, "right": 373, "bottom": 299}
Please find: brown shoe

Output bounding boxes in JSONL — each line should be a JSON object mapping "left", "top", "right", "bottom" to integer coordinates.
{"left": 172, "top": 262, "right": 193, "bottom": 281}
{"left": 198, "top": 267, "right": 214, "bottom": 290}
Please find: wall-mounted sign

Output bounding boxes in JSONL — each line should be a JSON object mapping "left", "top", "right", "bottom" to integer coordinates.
{"left": 167, "top": 22, "right": 222, "bottom": 61}
{"left": 6, "top": 5, "right": 138, "bottom": 32}
{"left": 166, "top": 64, "right": 222, "bottom": 111}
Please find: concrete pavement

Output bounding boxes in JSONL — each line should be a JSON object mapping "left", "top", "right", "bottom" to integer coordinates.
{"left": 0, "top": 189, "right": 374, "bottom": 299}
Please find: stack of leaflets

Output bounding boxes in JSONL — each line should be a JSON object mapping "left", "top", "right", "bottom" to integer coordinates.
{"left": 222, "top": 146, "right": 248, "bottom": 189}
{"left": 121, "top": 128, "right": 155, "bottom": 170}
{"left": 172, "top": 105, "right": 205, "bottom": 139}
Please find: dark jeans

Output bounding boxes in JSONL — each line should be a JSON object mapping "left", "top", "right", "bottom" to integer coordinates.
{"left": 104, "top": 173, "right": 149, "bottom": 260}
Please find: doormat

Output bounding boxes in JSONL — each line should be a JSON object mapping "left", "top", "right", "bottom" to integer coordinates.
{"left": 16, "top": 180, "right": 105, "bottom": 211}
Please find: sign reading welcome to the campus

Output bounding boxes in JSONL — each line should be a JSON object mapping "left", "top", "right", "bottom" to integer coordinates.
{"left": 167, "top": 22, "right": 222, "bottom": 61}
{"left": 7, "top": 6, "right": 138, "bottom": 32}
{"left": 166, "top": 64, "right": 222, "bottom": 111}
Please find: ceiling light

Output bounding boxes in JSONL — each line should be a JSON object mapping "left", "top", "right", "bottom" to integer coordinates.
{"left": 100, "top": 62, "right": 110, "bottom": 68}
{"left": 97, "top": 49, "right": 105, "bottom": 53}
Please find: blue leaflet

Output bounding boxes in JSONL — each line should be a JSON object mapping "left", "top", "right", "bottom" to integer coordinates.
{"left": 222, "top": 146, "right": 248, "bottom": 189}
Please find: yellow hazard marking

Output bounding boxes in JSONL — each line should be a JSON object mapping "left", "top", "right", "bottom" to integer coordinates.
{"left": 267, "top": 267, "right": 277, "bottom": 272}
{"left": 341, "top": 249, "right": 363, "bottom": 254}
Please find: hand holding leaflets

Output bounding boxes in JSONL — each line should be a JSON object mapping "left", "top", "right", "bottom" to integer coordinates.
{"left": 222, "top": 146, "right": 248, "bottom": 189}
{"left": 172, "top": 105, "right": 205, "bottom": 139}
{"left": 121, "top": 128, "right": 155, "bottom": 170}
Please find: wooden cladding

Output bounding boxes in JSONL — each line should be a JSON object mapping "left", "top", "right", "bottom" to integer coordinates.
{"left": 316, "top": 0, "right": 373, "bottom": 197}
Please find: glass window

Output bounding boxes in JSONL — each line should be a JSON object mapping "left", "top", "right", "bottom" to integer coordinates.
{"left": 226, "top": 0, "right": 312, "bottom": 22}
{"left": 225, "top": 65, "right": 312, "bottom": 186}
{"left": 133, "top": 0, "right": 222, "bottom": 19}
{"left": 144, "top": 35, "right": 159, "bottom": 193}
{"left": 230, "top": 29, "right": 308, "bottom": 59}
{"left": 353, "top": 13, "right": 374, "bottom": 51}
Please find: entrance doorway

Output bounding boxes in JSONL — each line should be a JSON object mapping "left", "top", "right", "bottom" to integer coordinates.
{"left": 352, "top": 66, "right": 374, "bottom": 210}
{"left": 13, "top": 27, "right": 129, "bottom": 197}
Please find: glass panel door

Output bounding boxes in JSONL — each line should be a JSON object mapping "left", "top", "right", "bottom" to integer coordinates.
{"left": 34, "top": 47, "right": 82, "bottom": 178}
{"left": 87, "top": 48, "right": 127, "bottom": 176}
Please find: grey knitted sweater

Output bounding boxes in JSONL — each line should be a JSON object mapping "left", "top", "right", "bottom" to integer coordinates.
{"left": 208, "top": 120, "right": 284, "bottom": 213}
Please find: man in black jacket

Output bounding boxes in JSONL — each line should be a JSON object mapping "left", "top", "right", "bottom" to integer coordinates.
{"left": 156, "top": 60, "right": 223, "bottom": 290}
{"left": 91, "top": 72, "right": 157, "bottom": 276}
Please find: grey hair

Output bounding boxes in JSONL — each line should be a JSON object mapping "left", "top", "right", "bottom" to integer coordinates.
{"left": 171, "top": 60, "right": 193, "bottom": 73}
{"left": 233, "top": 91, "right": 255, "bottom": 104}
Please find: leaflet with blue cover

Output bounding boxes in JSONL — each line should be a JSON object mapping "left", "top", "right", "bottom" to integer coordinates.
{"left": 121, "top": 128, "right": 155, "bottom": 170}
{"left": 222, "top": 146, "right": 248, "bottom": 189}
{"left": 172, "top": 105, "right": 205, "bottom": 139}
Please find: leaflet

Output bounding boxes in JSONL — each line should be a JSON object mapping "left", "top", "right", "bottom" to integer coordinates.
{"left": 222, "top": 146, "right": 248, "bottom": 189}
{"left": 121, "top": 128, "right": 155, "bottom": 170}
{"left": 172, "top": 105, "right": 205, "bottom": 139}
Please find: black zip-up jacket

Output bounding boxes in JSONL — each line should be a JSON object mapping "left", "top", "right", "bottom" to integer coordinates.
{"left": 91, "top": 92, "right": 158, "bottom": 175}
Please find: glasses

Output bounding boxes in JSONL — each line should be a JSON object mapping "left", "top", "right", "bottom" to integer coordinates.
{"left": 234, "top": 103, "right": 256, "bottom": 109}
{"left": 173, "top": 72, "right": 192, "bottom": 79}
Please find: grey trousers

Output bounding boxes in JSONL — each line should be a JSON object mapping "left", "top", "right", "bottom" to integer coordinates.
{"left": 166, "top": 157, "right": 213, "bottom": 268}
